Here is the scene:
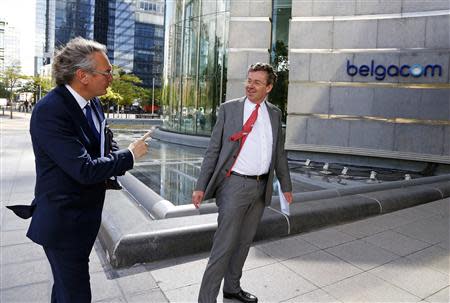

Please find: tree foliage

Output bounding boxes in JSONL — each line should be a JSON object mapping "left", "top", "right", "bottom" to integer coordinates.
{"left": 108, "top": 66, "right": 150, "bottom": 107}
{"left": 0, "top": 80, "right": 8, "bottom": 98}
{"left": 0, "top": 61, "right": 27, "bottom": 118}
{"left": 0, "top": 62, "right": 25, "bottom": 103}
{"left": 18, "top": 75, "right": 53, "bottom": 103}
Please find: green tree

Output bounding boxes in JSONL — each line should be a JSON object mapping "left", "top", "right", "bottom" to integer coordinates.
{"left": 99, "top": 87, "right": 123, "bottom": 118}
{"left": 18, "top": 75, "right": 53, "bottom": 104}
{"left": 110, "top": 67, "right": 145, "bottom": 108}
{"left": 0, "top": 80, "right": 8, "bottom": 98}
{"left": 0, "top": 61, "right": 26, "bottom": 118}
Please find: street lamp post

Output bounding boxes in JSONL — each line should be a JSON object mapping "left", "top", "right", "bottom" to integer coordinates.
{"left": 151, "top": 78, "right": 155, "bottom": 116}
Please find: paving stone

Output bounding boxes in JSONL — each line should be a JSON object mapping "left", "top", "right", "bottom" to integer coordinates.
{"left": 90, "top": 271, "right": 122, "bottom": 302}
{"left": 1, "top": 260, "right": 50, "bottom": 289}
{"left": 1, "top": 211, "right": 30, "bottom": 231}
{"left": 437, "top": 238, "right": 450, "bottom": 250}
{"left": 323, "top": 272, "right": 420, "bottom": 302}
{"left": 256, "top": 236, "right": 319, "bottom": 261}
{"left": 1, "top": 243, "right": 46, "bottom": 264}
{"left": 151, "top": 259, "right": 208, "bottom": 292}
{"left": 336, "top": 219, "right": 387, "bottom": 238}
{"left": 242, "top": 246, "right": 277, "bottom": 271}
{"left": 127, "top": 289, "right": 169, "bottom": 303}
{"left": 326, "top": 239, "right": 400, "bottom": 271}
{"left": 300, "top": 228, "right": 356, "bottom": 249}
{"left": 282, "top": 288, "right": 341, "bottom": 303}
{"left": 364, "top": 230, "right": 430, "bottom": 256}
{"left": 364, "top": 211, "right": 421, "bottom": 230}
{"left": 395, "top": 215, "right": 450, "bottom": 245}
{"left": 407, "top": 245, "right": 450, "bottom": 276}
{"left": 282, "top": 250, "right": 362, "bottom": 287}
{"left": 393, "top": 206, "right": 438, "bottom": 222}
{"left": 241, "top": 262, "right": 317, "bottom": 302}
{"left": 89, "top": 253, "right": 106, "bottom": 273}
{"left": 0, "top": 281, "right": 50, "bottom": 303}
{"left": 1, "top": 230, "right": 33, "bottom": 246}
{"left": 370, "top": 258, "right": 450, "bottom": 299}
{"left": 6, "top": 191, "right": 35, "bottom": 205}
{"left": 163, "top": 284, "right": 204, "bottom": 303}
{"left": 117, "top": 271, "right": 158, "bottom": 296}
{"left": 94, "top": 297, "right": 125, "bottom": 303}
{"left": 425, "top": 286, "right": 450, "bottom": 303}
{"left": 413, "top": 199, "right": 449, "bottom": 217}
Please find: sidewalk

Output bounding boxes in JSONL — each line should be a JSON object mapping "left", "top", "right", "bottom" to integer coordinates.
{"left": 1, "top": 113, "right": 449, "bottom": 303}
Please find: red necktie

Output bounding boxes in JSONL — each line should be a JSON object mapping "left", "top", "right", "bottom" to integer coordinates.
{"left": 227, "top": 103, "right": 260, "bottom": 177}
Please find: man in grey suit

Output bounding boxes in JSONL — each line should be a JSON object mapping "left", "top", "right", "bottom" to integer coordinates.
{"left": 192, "top": 62, "right": 293, "bottom": 303}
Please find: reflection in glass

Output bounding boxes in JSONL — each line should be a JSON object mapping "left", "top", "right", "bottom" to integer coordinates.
{"left": 162, "top": 0, "right": 230, "bottom": 135}
{"left": 270, "top": 0, "right": 291, "bottom": 122}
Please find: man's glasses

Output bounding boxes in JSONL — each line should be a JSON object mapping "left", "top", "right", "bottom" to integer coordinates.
{"left": 90, "top": 69, "right": 113, "bottom": 77}
{"left": 244, "top": 79, "right": 267, "bottom": 87}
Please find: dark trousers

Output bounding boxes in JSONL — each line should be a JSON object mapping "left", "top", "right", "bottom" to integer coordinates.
{"left": 44, "top": 246, "right": 93, "bottom": 303}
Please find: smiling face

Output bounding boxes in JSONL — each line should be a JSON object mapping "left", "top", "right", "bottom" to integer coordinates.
{"left": 245, "top": 70, "right": 273, "bottom": 104}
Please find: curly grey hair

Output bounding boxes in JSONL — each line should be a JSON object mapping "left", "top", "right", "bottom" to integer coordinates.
{"left": 247, "top": 62, "right": 277, "bottom": 85}
{"left": 52, "top": 37, "right": 107, "bottom": 85}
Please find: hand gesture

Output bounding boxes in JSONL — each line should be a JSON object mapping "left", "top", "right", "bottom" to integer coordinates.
{"left": 128, "top": 129, "right": 152, "bottom": 160}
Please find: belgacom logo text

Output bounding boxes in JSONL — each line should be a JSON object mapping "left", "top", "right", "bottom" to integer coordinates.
{"left": 346, "top": 60, "right": 443, "bottom": 81}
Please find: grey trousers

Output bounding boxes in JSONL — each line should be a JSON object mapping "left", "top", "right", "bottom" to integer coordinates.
{"left": 198, "top": 174, "right": 267, "bottom": 303}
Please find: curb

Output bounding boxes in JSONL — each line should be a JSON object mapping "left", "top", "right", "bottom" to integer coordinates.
{"left": 98, "top": 175, "right": 450, "bottom": 268}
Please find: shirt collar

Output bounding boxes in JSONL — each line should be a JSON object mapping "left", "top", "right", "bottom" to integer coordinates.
{"left": 65, "top": 84, "right": 89, "bottom": 110}
{"left": 244, "top": 97, "right": 267, "bottom": 110}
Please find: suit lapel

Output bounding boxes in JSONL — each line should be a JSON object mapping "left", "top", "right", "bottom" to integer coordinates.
{"left": 54, "top": 86, "right": 100, "bottom": 146}
{"left": 266, "top": 102, "right": 279, "bottom": 155}
{"left": 230, "top": 97, "right": 246, "bottom": 136}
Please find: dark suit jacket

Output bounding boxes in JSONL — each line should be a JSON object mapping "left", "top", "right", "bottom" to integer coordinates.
{"left": 26, "top": 85, "right": 133, "bottom": 249}
{"left": 195, "top": 97, "right": 292, "bottom": 206}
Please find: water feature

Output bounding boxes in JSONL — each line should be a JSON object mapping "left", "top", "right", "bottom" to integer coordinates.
{"left": 114, "top": 131, "right": 426, "bottom": 206}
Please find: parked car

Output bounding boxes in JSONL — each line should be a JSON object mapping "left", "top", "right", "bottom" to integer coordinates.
{"left": 124, "top": 105, "right": 144, "bottom": 114}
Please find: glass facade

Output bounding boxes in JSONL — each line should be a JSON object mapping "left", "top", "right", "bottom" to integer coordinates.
{"left": 270, "top": 0, "right": 291, "bottom": 121}
{"left": 0, "top": 20, "right": 4, "bottom": 71}
{"left": 107, "top": 0, "right": 165, "bottom": 88}
{"left": 54, "top": 0, "right": 95, "bottom": 46}
{"left": 35, "top": 0, "right": 55, "bottom": 74}
{"left": 134, "top": 22, "right": 164, "bottom": 87}
{"left": 162, "top": 0, "right": 230, "bottom": 135}
{"left": 108, "top": 0, "right": 135, "bottom": 72}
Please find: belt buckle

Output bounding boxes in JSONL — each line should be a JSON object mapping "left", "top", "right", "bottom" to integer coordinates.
{"left": 256, "top": 175, "right": 261, "bottom": 181}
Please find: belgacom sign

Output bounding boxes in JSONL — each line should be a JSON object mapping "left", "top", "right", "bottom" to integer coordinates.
{"left": 346, "top": 60, "right": 443, "bottom": 81}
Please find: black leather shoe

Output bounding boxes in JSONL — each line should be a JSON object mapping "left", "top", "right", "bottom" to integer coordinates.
{"left": 223, "top": 290, "right": 258, "bottom": 302}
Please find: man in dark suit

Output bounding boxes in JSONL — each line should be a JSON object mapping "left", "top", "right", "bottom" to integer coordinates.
{"left": 192, "top": 63, "right": 293, "bottom": 303}
{"left": 16, "top": 37, "right": 149, "bottom": 302}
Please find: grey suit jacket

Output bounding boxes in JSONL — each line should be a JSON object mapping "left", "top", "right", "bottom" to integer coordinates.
{"left": 195, "top": 97, "right": 292, "bottom": 206}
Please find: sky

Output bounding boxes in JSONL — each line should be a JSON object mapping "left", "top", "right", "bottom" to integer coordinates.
{"left": 0, "top": 0, "right": 36, "bottom": 75}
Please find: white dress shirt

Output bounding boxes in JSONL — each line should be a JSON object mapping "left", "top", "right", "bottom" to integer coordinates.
{"left": 232, "top": 98, "right": 273, "bottom": 176}
{"left": 65, "top": 84, "right": 100, "bottom": 132}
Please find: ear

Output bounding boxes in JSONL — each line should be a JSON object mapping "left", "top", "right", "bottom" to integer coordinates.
{"left": 75, "top": 69, "right": 90, "bottom": 85}
{"left": 266, "top": 83, "right": 273, "bottom": 94}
